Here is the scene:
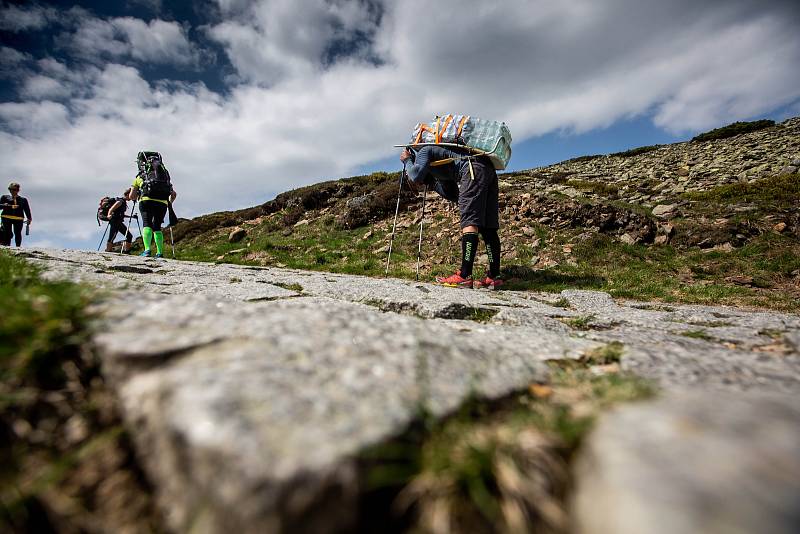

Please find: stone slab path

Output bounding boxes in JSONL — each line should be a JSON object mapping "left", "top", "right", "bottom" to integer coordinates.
{"left": 14, "top": 248, "right": 800, "bottom": 533}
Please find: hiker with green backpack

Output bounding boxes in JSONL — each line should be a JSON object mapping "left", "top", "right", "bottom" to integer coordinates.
{"left": 130, "top": 151, "right": 176, "bottom": 258}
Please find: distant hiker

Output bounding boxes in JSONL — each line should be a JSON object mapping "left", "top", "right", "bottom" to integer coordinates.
{"left": 0, "top": 181, "right": 32, "bottom": 247}
{"left": 130, "top": 152, "right": 176, "bottom": 258}
{"left": 100, "top": 189, "right": 133, "bottom": 253}
{"left": 400, "top": 146, "right": 503, "bottom": 289}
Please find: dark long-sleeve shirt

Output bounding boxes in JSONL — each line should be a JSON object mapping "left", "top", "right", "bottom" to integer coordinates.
{"left": 406, "top": 145, "right": 473, "bottom": 203}
{"left": 0, "top": 195, "right": 31, "bottom": 220}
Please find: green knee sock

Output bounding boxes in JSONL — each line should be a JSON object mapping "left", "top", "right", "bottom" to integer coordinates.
{"left": 142, "top": 227, "right": 153, "bottom": 251}
{"left": 154, "top": 231, "right": 164, "bottom": 255}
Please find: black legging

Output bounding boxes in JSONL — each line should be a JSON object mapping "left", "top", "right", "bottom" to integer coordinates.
{"left": 139, "top": 200, "right": 168, "bottom": 231}
{"left": 107, "top": 219, "right": 133, "bottom": 243}
{"left": 0, "top": 219, "right": 24, "bottom": 247}
{"left": 480, "top": 227, "right": 501, "bottom": 278}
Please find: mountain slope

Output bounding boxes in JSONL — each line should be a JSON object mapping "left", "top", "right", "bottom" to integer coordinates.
{"left": 169, "top": 118, "right": 800, "bottom": 310}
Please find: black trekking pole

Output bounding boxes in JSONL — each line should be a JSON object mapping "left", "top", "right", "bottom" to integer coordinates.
{"left": 130, "top": 198, "right": 142, "bottom": 242}
{"left": 96, "top": 221, "right": 110, "bottom": 251}
{"left": 415, "top": 183, "right": 428, "bottom": 281}
{"left": 121, "top": 213, "right": 138, "bottom": 253}
{"left": 168, "top": 202, "right": 177, "bottom": 258}
{"left": 385, "top": 161, "right": 406, "bottom": 275}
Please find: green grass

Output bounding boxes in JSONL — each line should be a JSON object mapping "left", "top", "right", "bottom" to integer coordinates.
{"left": 691, "top": 119, "right": 775, "bottom": 142}
{"left": 274, "top": 282, "right": 304, "bottom": 292}
{"left": 567, "top": 178, "right": 620, "bottom": 197}
{"left": 609, "top": 144, "right": 662, "bottom": 158}
{"left": 466, "top": 307, "right": 500, "bottom": 323}
{"left": 551, "top": 297, "right": 572, "bottom": 309}
{"left": 175, "top": 188, "right": 800, "bottom": 312}
{"left": 683, "top": 173, "right": 800, "bottom": 207}
{"left": 506, "top": 233, "right": 800, "bottom": 311}
{"left": 0, "top": 251, "right": 92, "bottom": 388}
{"left": 681, "top": 329, "right": 714, "bottom": 341}
{"left": 563, "top": 315, "right": 596, "bottom": 330}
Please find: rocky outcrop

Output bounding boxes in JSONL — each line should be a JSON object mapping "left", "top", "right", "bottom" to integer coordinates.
{"left": 14, "top": 247, "right": 800, "bottom": 533}
{"left": 528, "top": 117, "right": 800, "bottom": 207}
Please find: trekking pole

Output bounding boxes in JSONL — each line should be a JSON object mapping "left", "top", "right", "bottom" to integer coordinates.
{"left": 169, "top": 227, "right": 175, "bottom": 258}
{"left": 385, "top": 161, "right": 406, "bottom": 275}
{"left": 96, "top": 221, "right": 110, "bottom": 251}
{"left": 415, "top": 183, "right": 428, "bottom": 281}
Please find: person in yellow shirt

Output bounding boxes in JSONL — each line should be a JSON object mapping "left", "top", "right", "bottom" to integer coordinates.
{"left": 130, "top": 152, "right": 176, "bottom": 258}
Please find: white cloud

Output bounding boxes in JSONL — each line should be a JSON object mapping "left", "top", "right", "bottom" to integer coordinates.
{"left": 0, "top": 46, "right": 31, "bottom": 65}
{"left": 207, "top": 0, "right": 383, "bottom": 85}
{"left": 65, "top": 15, "right": 200, "bottom": 66}
{"left": 1, "top": 0, "right": 799, "bottom": 250}
{"left": 0, "top": 4, "right": 57, "bottom": 32}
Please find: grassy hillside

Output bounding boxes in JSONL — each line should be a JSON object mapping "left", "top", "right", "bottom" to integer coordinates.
{"left": 170, "top": 168, "right": 800, "bottom": 311}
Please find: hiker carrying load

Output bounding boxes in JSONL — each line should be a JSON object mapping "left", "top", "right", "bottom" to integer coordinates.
{"left": 130, "top": 151, "right": 176, "bottom": 258}
{"left": 0, "top": 181, "right": 32, "bottom": 247}
{"left": 98, "top": 189, "right": 134, "bottom": 253}
{"left": 397, "top": 115, "right": 512, "bottom": 289}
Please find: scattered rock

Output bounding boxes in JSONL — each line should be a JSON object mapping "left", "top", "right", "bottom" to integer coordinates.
{"left": 522, "top": 226, "right": 536, "bottom": 237}
{"left": 773, "top": 222, "right": 787, "bottom": 233}
{"left": 620, "top": 233, "right": 636, "bottom": 245}
{"left": 777, "top": 165, "right": 797, "bottom": 176}
{"left": 653, "top": 235, "right": 669, "bottom": 246}
{"left": 228, "top": 227, "right": 247, "bottom": 243}
{"left": 710, "top": 242, "right": 734, "bottom": 253}
{"left": 658, "top": 223, "right": 675, "bottom": 237}
{"left": 651, "top": 204, "right": 677, "bottom": 218}
{"left": 294, "top": 219, "right": 310, "bottom": 227}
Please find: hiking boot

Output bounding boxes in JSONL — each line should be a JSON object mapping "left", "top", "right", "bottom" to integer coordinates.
{"left": 475, "top": 275, "right": 505, "bottom": 290}
{"left": 122, "top": 242, "right": 132, "bottom": 254}
{"left": 155, "top": 253, "right": 163, "bottom": 259}
{"left": 435, "top": 270, "right": 473, "bottom": 288}
{"left": 140, "top": 250, "right": 151, "bottom": 257}
{"left": 104, "top": 242, "right": 114, "bottom": 252}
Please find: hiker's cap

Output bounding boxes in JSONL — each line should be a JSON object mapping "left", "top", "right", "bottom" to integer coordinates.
{"left": 8, "top": 181, "right": 20, "bottom": 190}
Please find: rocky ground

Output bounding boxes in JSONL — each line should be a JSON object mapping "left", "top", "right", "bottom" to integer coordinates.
{"left": 11, "top": 247, "right": 800, "bottom": 534}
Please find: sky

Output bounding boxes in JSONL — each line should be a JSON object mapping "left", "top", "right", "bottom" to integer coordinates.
{"left": 1, "top": 0, "right": 799, "bottom": 250}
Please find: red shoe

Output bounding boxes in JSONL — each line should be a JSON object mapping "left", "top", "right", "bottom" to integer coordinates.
{"left": 435, "top": 270, "right": 474, "bottom": 288}
{"left": 475, "top": 275, "right": 505, "bottom": 290}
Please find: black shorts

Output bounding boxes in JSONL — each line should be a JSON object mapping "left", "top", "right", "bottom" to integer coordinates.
{"left": 458, "top": 157, "right": 499, "bottom": 229}
{"left": 140, "top": 200, "right": 168, "bottom": 231}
